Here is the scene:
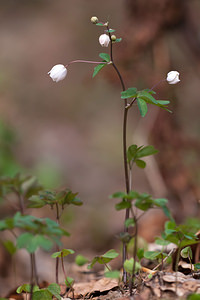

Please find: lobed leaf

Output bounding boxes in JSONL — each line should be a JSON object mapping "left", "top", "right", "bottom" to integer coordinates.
{"left": 51, "top": 248, "right": 74, "bottom": 258}
{"left": 137, "top": 90, "right": 158, "bottom": 104}
{"left": 47, "top": 283, "right": 61, "bottom": 300}
{"left": 115, "top": 200, "right": 131, "bottom": 210}
{"left": 121, "top": 87, "right": 137, "bottom": 99}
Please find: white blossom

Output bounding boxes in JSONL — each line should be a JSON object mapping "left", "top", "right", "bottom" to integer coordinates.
{"left": 166, "top": 71, "right": 180, "bottom": 84}
{"left": 48, "top": 64, "right": 67, "bottom": 82}
{"left": 99, "top": 34, "right": 110, "bottom": 47}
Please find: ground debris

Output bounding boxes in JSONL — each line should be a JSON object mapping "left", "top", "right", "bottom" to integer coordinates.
{"left": 142, "top": 271, "right": 200, "bottom": 299}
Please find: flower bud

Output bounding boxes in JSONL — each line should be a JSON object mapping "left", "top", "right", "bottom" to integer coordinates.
{"left": 91, "top": 16, "right": 98, "bottom": 24}
{"left": 111, "top": 35, "right": 117, "bottom": 41}
{"left": 48, "top": 64, "right": 67, "bottom": 82}
{"left": 99, "top": 34, "right": 110, "bottom": 47}
{"left": 166, "top": 71, "right": 180, "bottom": 84}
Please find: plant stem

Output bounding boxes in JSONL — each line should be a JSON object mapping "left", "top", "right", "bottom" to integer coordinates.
{"left": 33, "top": 253, "right": 39, "bottom": 286}
{"left": 55, "top": 203, "right": 60, "bottom": 284}
{"left": 65, "top": 60, "right": 108, "bottom": 68}
{"left": 30, "top": 253, "right": 34, "bottom": 300}
{"left": 61, "top": 254, "right": 74, "bottom": 300}
{"left": 106, "top": 24, "right": 130, "bottom": 284}
{"left": 129, "top": 208, "right": 138, "bottom": 295}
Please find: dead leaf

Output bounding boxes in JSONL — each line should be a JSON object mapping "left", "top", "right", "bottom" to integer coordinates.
{"left": 64, "top": 277, "right": 119, "bottom": 298}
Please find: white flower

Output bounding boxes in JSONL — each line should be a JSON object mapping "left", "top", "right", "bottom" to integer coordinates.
{"left": 99, "top": 34, "right": 110, "bottom": 47}
{"left": 48, "top": 64, "right": 67, "bottom": 82}
{"left": 166, "top": 71, "right": 180, "bottom": 84}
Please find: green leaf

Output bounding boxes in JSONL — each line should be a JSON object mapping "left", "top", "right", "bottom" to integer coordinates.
{"left": 0, "top": 218, "right": 14, "bottom": 231}
{"left": 137, "top": 248, "right": 144, "bottom": 260}
{"left": 124, "top": 258, "right": 141, "bottom": 274}
{"left": 28, "top": 195, "right": 46, "bottom": 208}
{"left": 102, "top": 249, "right": 119, "bottom": 259}
{"left": 106, "top": 29, "right": 115, "bottom": 33}
{"left": 156, "top": 100, "right": 170, "bottom": 105}
{"left": 154, "top": 199, "right": 173, "bottom": 221}
{"left": 150, "top": 100, "right": 172, "bottom": 112}
{"left": 51, "top": 249, "right": 74, "bottom": 258}
{"left": 17, "top": 232, "right": 34, "bottom": 251}
{"left": 164, "top": 234, "right": 179, "bottom": 245}
{"left": 135, "top": 194, "right": 153, "bottom": 211}
{"left": 88, "top": 250, "right": 119, "bottom": 269}
{"left": 187, "top": 293, "right": 200, "bottom": 300}
{"left": 155, "top": 238, "right": 171, "bottom": 246}
{"left": 87, "top": 257, "right": 98, "bottom": 269}
{"left": 99, "top": 53, "right": 110, "bottom": 62}
{"left": 32, "top": 290, "right": 52, "bottom": 300}
{"left": 154, "top": 198, "right": 168, "bottom": 207}
{"left": 3, "top": 240, "right": 16, "bottom": 255}
{"left": 137, "top": 98, "right": 148, "bottom": 117}
{"left": 121, "top": 88, "right": 137, "bottom": 99}
{"left": 144, "top": 251, "right": 161, "bottom": 260}
{"left": 47, "top": 283, "right": 61, "bottom": 300}
{"left": 143, "top": 89, "right": 156, "bottom": 95}
{"left": 115, "top": 38, "right": 122, "bottom": 43}
{"left": 164, "top": 221, "right": 177, "bottom": 235}
{"left": 117, "top": 232, "right": 132, "bottom": 243}
{"left": 65, "top": 277, "right": 74, "bottom": 288}
{"left": 138, "top": 91, "right": 158, "bottom": 104}
{"left": 32, "top": 235, "right": 53, "bottom": 252}
{"left": 17, "top": 284, "right": 39, "bottom": 293}
{"left": 194, "top": 263, "right": 200, "bottom": 270}
{"left": 110, "top": 191, "right": 128, "bottom": 199}
{"left": 135, "top": 159, "right": 146, "bottom": 168}
{"left": 127, "top": 144, "right": 138, "bottom": 163}
{"left": 105, "top": 270, "right": 120, "bottom": 279}
{"left": 93, "top": 64, "right": 106, "bottom": 78}
{"left": 17, "top": 233, "right": 53, "bottom": 253}
{"left": 136, "top": 145, "right": 158, "bottom": 158}
{"left": 115, "top": 200, "right": 131, "bottom": 210}
{"left": 75, "top": 254, "right": 88, "bottom": 266}
{"left": 125, "top": 218, "right": 135, "bottom": 228}
{"left": 181, "top": 246, "right": 192, "bottom": 259}
{"left": 96, "top": 23, "right": 105, "bottom": 26}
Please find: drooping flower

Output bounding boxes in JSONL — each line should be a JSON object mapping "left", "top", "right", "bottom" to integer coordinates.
{"left": 99, "top": 34, "right": 110, "bottom": 47}
{"left": 48, "top": 64, "right": 67, "bottom": 82}
{"left": 91, "top": 16, "right": 98, "bottom": 24}
{"left": 166, "top": 71, "right": 180, "bottom": 84}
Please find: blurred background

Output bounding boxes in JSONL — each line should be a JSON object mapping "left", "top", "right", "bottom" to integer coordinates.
{"left": 0, "top": 0, "right": 200, "bottom": 296}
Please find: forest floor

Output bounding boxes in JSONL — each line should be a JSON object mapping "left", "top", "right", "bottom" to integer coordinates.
{"left": 6, "top": 270, "right": 200, "bottom": 299}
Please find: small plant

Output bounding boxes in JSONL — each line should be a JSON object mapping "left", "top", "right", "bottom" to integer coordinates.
{"left": 0, "top": 174, "right": 81, "bottom": 299}
{"left": 0, "top": 14, "right": 187, "bottom": 299}
{"left": 47, "top": 15, "right": 181, "bottom": 295}
{"left": 28, "top": 188, "right": 82, "bottom": 283}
